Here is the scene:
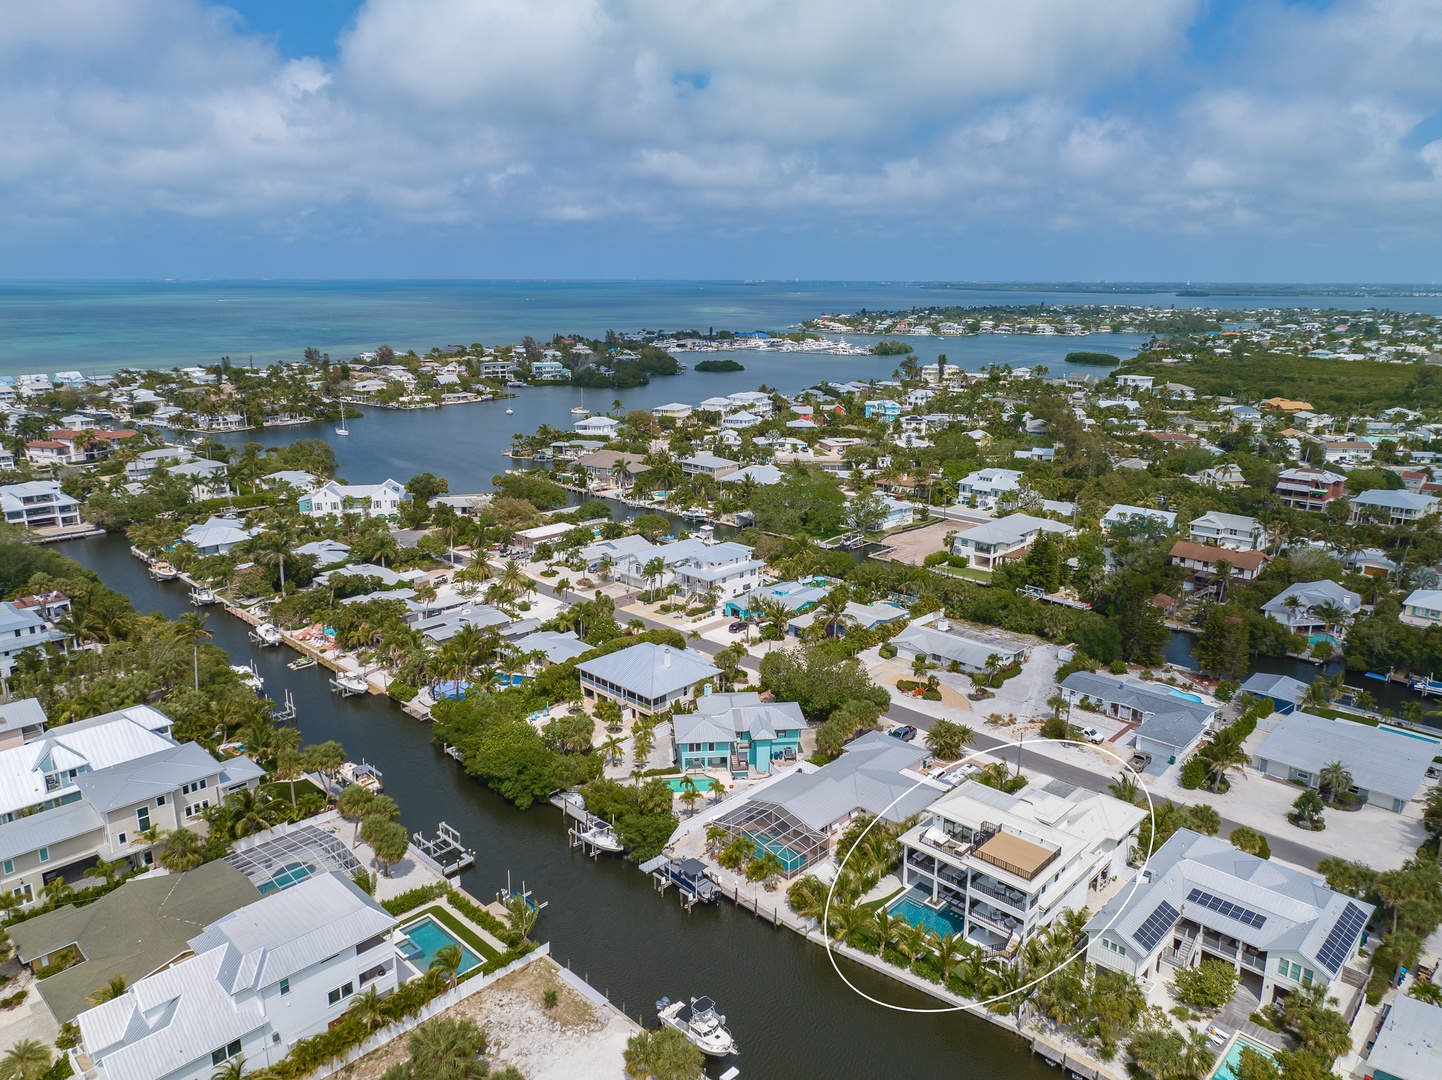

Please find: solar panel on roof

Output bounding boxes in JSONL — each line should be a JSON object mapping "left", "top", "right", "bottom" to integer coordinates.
{"left": 1134, "top": 901, "right": 1180, "bottom": 953}
{"left": 1315, "top": 901, "right": 1367, "bottom": 975}
{"left": 1186, "top": 887, "right": 1267, "bottom": 929}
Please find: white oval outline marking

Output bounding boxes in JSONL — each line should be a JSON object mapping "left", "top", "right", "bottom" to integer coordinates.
{"left": 819, "top": 735, "right": 1157, "bottom": 1013}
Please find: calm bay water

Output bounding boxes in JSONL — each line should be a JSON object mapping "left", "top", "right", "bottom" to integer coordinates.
{"left": 59, "top": 532, "right": 1054, "bottom": 1080}
{"left": 3, "top": 279, "right": 1441, "bottom": 374}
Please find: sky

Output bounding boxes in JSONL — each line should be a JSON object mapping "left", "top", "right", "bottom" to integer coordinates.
{"left": 3, "top": 0, "right": 1442, "bottom": 282}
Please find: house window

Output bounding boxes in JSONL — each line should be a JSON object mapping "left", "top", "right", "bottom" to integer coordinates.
{"left": 328, "top": 981, "right": 354, "bottom": 1006}
{"left": 136, "top": 806, "right": 150, "bottom": 832}
{"left": 117, "top": 832, "right": 126, "bottom": 845}
{"left": 279, "top": 978, "right": 290, "bottom": 996}
{"left": 38, "top": 847, "right": 49, "bottom": 863}
{"left": 156, "top": 795, "right": 166, "bottom": 807}
{"left": 1, "top": 859, "right": 11, "bottom": 875}
{"left": 211, "top": 1041, "right": 243, "bottom": 1066}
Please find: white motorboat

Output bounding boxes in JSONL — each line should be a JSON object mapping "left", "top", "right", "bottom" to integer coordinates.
{"left": 579, "top": 818, "right": 624, "bottom": 853}
{"left": 149, "top": 561, "right": 179, "bottom": 580}
{"left": 230, "top": 663, "right": 264, "bottom": 692}
{"left": 189, "top": 586, "right": 217, "bottom": 606}
{"left": 329, "top": 672, "right": 369, "bottom": 696}
{"left": 249, "top": 622, "right": 283, "bottom": 647}
{"left": 656, "top": 996, "right": 738, "bottom": 1057}
{"left": 338, "top": 760, "right": 383, "bottom": 793}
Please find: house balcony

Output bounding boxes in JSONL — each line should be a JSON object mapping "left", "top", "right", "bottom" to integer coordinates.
{"left": 968, "top": 877, "right": 1028, "bottom": 913}
{"left": 968, "top": 899, "right": 1023, "bottom": 936}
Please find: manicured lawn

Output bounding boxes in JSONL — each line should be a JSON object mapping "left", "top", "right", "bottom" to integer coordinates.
{"left": 411, "top": 904, "right": 503, "bottom": 962}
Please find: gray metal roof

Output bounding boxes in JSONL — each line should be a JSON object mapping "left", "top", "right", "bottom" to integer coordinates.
{"left": 1135, "top": 712, "right": 1208, "bottom": 752}
{"left": 1240, "top": 673, "right": 1309, "bottom": 705}
{"left": 578, "top": 642, "right": 720, "bottom": 700}
{"left": 676, "top": 693, "right": 804, "bottom": 744}
{"left": 1086, "top": 829, "right": 1372, "bottom": 976}
{"left": 0, "top": 798, "right": 103, "bottom": 862}
{"left": 892, "top": 625, "right": 1024, "bottom": 668}
{"left": 1060, "top": 671, "right": 1216, "bottom": 726}
{"left": 1367, "top": 992, "right": 1442, "bottom": 1080}
{"left": 750, "top": 731, "right": 939, "bottom": 832}
{"left": 0, "top": 696, "right": 46, "bottom": 735}
{"left": 511, "top": 629, "right": 591, "bottom": 665}
{"left": 1255, "top": 713, "right": 1438, "bottom": 803}
{"left": 73, "top": 742, "right": 231, "bottom": 814}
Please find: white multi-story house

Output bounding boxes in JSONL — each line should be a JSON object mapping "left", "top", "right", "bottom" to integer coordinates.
{"left": 577, "top": 642, "right": 720, "bottom": 717}
{"left": 1260, "top": 579, "right": 1361, "bottom": 639}
{"left": 0, "top": 480, "right": 83, "bottom": 529}
{"left": 0, "top": 601, "right": 67, "bottom": 678}
{"left": 166, "top": 458, "right": 231, "bottom": 500}
{"left": 1401, "top": 588, "right": 1442, "bottom": 628}
{"left": 1187, "top": 511, "right": 1268, "bottom": 551}
{"left": 951, "top": 514, "right": 1074, "bottom": 570}
{"left": 899, "top": 780, "right": 1145, "bottom": 951}
{"left": 297, "top": 479, "right": 406, "bottom": 520}
{"left": 72, "top": 872, "right": 398, "bottom": 1080}
{"left": 1101, "top": 504, "right": 1177, "bottom": 531}
{"left": 0, "top": 702, "right": 263, "bottom": 906}
{"left": 1087, "top": 829, "right": 1373, "bottom": 1006}
{"left": 955, "top": 468, "right": 1023, "bottom": 510}
{"left": 124, "top": 447, "right": 196, "bottom": 483}
{"left": 681, "top": 453, "right": 740, "bottom": 480}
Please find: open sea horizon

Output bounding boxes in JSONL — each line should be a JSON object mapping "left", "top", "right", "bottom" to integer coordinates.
{"left": 3, "top": 279, "right": 1442, "bottom": 377}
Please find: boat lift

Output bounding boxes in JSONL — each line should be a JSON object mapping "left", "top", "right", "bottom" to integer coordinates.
{"left": 1410, "top": 674, "right": 1442, "bottom": 698}
{"left": 272, "top": 689, "right": 297, "bottom": 724}
{"left": 411, "top": 821, "right": 476, "bottom": 877}
{"left": 643, "top": 856, "right": 720, "bottom": 911}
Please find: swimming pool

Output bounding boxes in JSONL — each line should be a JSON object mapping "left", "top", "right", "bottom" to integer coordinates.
{"left": 398, "top": 916, "right": 481, "bottom": 976}
{"left": 889, "top": 889, "right": 967, "bottom": 937}
{"left": 1170, "top": 689, "right": 1205, "bottom": 703}
{"left": 258, "top": 861, "right": 316, "bottom": 895}
{"left": 1210, "top": 1035, "right": 1276, "bottom": 1080}
{"left": 665, "top": 774, "right": 719, "bottom": 792}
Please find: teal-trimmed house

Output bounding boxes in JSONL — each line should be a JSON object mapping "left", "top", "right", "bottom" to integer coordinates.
{"left": 672, "top": 693, "right": 804, "bottom": 777}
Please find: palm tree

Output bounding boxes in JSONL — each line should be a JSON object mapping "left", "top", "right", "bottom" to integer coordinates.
{"left": 210, "top": 1057, "right": 247, "bottom": 1080}
{"left": 1319, "top": 760, "right": 1353, "bottom": 804}
{"left": 871, "top": 908, "right": 898, "bottom": 957}
{"left": 598, "top": 734, "right": 625, "bottom": 767}
{"left": 158, "top": 826, "right": 205, "bottom": 872}
{"left": 708, "top": 777, "right": 726, "bottom": 803}
{"left": 896, "top": 920, "right": 930, "bottom": 971}
{"left": 429, "top": 943, "right": 464, "bottom": 989}
{"left": 87, "top": 974, "right": 129, "bottom": 1005}
{"left": 0, "top": 1039, "right": 53, "bottom": 1080}
{"left": 641, "top": 556, "right": 667, "bottom": 601}
{"left": 173, "top": 610, "right": 212, "bottom": 692}
{"left": 41, "top": 878, "right": 74, "bottom": 906}
{"left": 346, "top": 985, "right": 389, "bottom": 1031}
{"left": 1204, "top": 743, "right": 1250, "bottom": 793}
{"left": 83, "top": 857, "right": 129, "bottom": 888}
{"left": 1302, "top": 676, "right": 1332, "bottom": 712}
{"left": 1108, "top": 773, "right": 1140, "bottom": 804}
{"left": 931, "top": 929, "right": 965, "bottom": 987}
{"left": 225, "top": 788, "right": 281, "bottom": 838}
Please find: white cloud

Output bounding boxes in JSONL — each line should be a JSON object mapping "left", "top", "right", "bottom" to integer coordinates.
{"left": 1, "top": 0, "right": 1441, "bottom": 273}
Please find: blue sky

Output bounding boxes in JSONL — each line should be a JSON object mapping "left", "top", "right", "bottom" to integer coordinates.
{"left": 2, "top": 0, "right": 1441, "bottom": 282}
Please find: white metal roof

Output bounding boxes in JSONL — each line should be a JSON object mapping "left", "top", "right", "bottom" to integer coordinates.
{"left": 1255, "top": 713, "right": 1439, "bottom": 803}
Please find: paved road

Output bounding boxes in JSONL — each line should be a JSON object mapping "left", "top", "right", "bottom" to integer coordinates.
{"left": 540, "top": 579, "right": 1333, "bottom": 871}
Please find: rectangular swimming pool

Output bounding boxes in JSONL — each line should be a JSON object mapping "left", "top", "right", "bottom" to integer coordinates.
{"left": 889, "top": 889, "right": 967, "bottom": 937}
{"left": 1211, "top": 1035, "right": 1276, "bottom": 1080}
{"left": 398, "top": 915, "right": 481, "bottom": 976}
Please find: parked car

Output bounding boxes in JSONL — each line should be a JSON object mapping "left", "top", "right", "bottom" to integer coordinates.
{"left": 1130, "top": 751, "right": 1152, "bottom": 771}
{"left": 727, "top": 621, "right": 748, "bottom": 633}
{"left": 1080, "top": 726, "right": 1104, "bottom": 744}
{"left": 888, "top": 725, "right": 918, "bottom": 742}
{"left": 956, "top": 762, "right": 981, "bottom": 775}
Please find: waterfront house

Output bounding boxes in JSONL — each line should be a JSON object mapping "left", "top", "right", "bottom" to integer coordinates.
{"left": 954, "top": 468, "right": 1023, "bottom": 510}
{"left": 260, "top": 470, "right": 321, "bottom": 493}
{"left": 1274, "top": 467, "right": 1347, "bottom": 512}
{"left": 672, "top": 693, "right": 804, "bottom": 776}
{"left": 863, "top": 400, "right": 903, "bottom": 420}
{"left": 713, "top": 732, "right": 941, "bottom": 878}
{"left": 181, "top": 516, "right": 255, "bottom": 557}
{"left": 1260, "top": 579, "right": 1361, "bottom": 639}
{"left": 577, "top": 450, "right": 649, "bottom": 491}
{"left": 166, "top": 458, "right": 230, "bottom": 500}
{"left": 25, "top": 428, "right": 137, "bottom": 467}
{"left": 1401, "top": 588, "right": 1442, "bottom": 628}
{"left": 298, "top": 479, "right": 406, "bottom": 520}
{"left": 1086, "top": 828, "right": 1372, "bottom": 1005}
{"left": 577, "top": 642, "right": 720, "bottom": 717}
{"left": 573, "top": 415, "right": 620, "bottom": 437}
{"left": 292, "top": 539, "right": 351, "bottom": 568}
{"left": 71, "top": 871, "right": 397, "bottom": 1080}
{"left": 1252, "top": 714, "right": 1439, "bottom": 813}
{"left": 951, "top": 514, "right": 1074, "bottom": 570}
{"left": 509, "top": 629, "right": 591, "bottom": 667}
{"left": 680, "top": 453, "right": 740, "bottom": 480}
{"left": 0, "top": 703, "right": 262, "bottom": 907}
{"left": 697, "top": 396, "right": 734, "bottom": 413}
{"left": 1238, "top": 673, "right": 1309, "bottom": 715}
{"left": 514, "top": 521, "right": 580, "bottom": 553}
{"left": 726, "top": 391, "right": 773, "bottom": 416}
{"left": 1349, "top": 489, "right": 1441, "bottom": 525}
{"left": 652, "top": 402, "right": 693, "bottom": 420}
{"left": 530, "top": 359, "right": 568, "bottom": 380}
{"left": 890, "top": 620, "right": 1027, "bottom": 674}
{"left": 1114, "top": 374, "right": 1155, "bottom": 392}
{"left": 1187, "top": 511, "right": 1267, "bottom": 551}
{"left": 1169, "top": 540, "right": 1266, "bottom": 582}
{"left": 0, "top": 601, "right": 67, "bottom": 677}
{"left": 0, "top": 480, "right": 83, "bottom": 530}
{"left": 11, "top": 862, "right": 261, "bottom": 1024}
{"left": 1101, "top": 504, "right": 1177, "bottom": 532}
{"left": 125, "top": 447, "right": 195, "bottom": 483}
{"left": 901, "top": 780, "right": 1144, "bottom": 951}
{"left": 719, "top": 463, "right": 782, "bottom": 487}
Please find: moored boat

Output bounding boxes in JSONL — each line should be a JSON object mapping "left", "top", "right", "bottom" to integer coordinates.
{"left": 329, "top": 672, "right": 369, "bottom": 696}
{"left": 656, "top": 996, "right": 738, "bottom": 1057}
{"left": 149, "top": 561, "right": 179, "bottom": 580}
{"left": 249, "top": 622, "right": 283, "bottom": 647}
{"left": 189, "top": 586, "right": 216, "bottom": 605}
{"left": 230, "top": 663, "right": 264, "bottom": 692}
{"left": 287, "top": 655, "right": 318, "bottom": 670}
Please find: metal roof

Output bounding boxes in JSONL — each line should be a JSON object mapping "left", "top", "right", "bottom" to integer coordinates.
{"left": 0, "top": 798, "right": 103, "bottom": 862}
{"left": 14, "top": 863, "right": 259, "bottom": 1024}
{"left": 1240, "top": 673, "right": 1308, "bottom": 704}
{"left": 1366, "top": 992, "right": 1442, "bottom": 1080}
{"left": 74, "top": 742, "right": 236, "bottom": 813}
{"left": 577, "top": 642, "right": 720, "bottom": 700}
{"left": 0, "top": 696, "right": 47, "bottom": 735}
{"left": 1255, "top": 713, "right": 1438, "bottom": 803}
{"left": 750, "top": 732, "right": 938, "bottom": 832}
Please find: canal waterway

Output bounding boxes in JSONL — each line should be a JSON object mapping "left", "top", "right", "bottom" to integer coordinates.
{"left": 61, "top": 531, "right": 1054, "bottom": 1080}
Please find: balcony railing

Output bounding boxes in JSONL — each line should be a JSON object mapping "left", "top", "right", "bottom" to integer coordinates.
{"left": 969, "top": 879, "right": 1028, "bottom": 911}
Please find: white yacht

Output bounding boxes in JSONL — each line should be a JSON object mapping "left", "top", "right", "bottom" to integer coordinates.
{"left": 149, "top": 561, "right": 179, "bottom": 580}
{"left": 656, "top": 996, "right": 738, "bottom": 1057}
{"left": 230, "top": 663, "right": 264, "bottom": 692}
{"left": 249, "top": 622, "right": 283, "bottom": 646}
{"left": 329, "top": 672, "right": 369, "bottom": 696}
